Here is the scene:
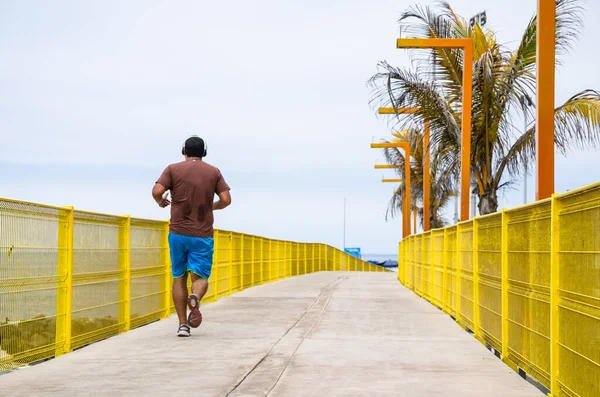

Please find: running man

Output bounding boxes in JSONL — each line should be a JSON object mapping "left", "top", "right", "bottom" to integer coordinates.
{"left": 152, "top": 136, "right": 231, "bottom": 337}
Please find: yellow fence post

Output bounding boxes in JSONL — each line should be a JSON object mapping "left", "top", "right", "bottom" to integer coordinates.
{"left": 310, "top": 244, "right": 313, "bottom": 273}
{"left": 456, "top": 224, "right": 462, "bottom": 325}
{"left": 311, "top": 244, "right": 314, "bottom": 273}
{"left": 56, "top": 206, "right": 74, "bottom": 357}
{"left": 274, "top": 240, "right": 278, "bottom": 280}
{"left": 302, "top": 243, "right": 304, "bottom": 274}
{"left": 240, "top": 234, "right": 245, "bottom": 289}
{"left": 284, "top": 241, "right": 288, "bottom": 278}
{"left": 334, "top": 249, "right": 337, "bottom": 271}
{"left": 501, "top": 209, "right": 509, "bottom": 362}
{"left": 289, "top": 241, "right": 293, "bottom": 277}
{"left": 118, "top": 215, "right": 131, "bottom": 333}
{"left": 258, "top": 237, "right": 262, "bottom": 283}
{"left": 294, "top": 243, "right": 298, "bottom": 276}
{"left": 304, "top": 243, "right": 307, "bottom": 274}
{"left": 442, "top": 229, "right": 448, "bottom": 314}
{"left": 275, "top": 240, "right": 278, "bottom": 280}
{"left": 414, "top": 237, "right": 419, "bottom": 294}
{"left": 269, "top": 239, "right": 273, "bottom": 280}
{"left": 214, "top": 230, "right": 220, "bottom": 299}
{"left": 259, "top": 237, "right": 263, "bottom": 284}
{"left": 421, "top": 234, "right": 425, "bottom": 298}
{"left": 162, "top": 222, "right": 171, "bottom": 318}
{"left": 473, "top": 218, "right": 480, "bottom": 340}
{"left": 404, "top": 240, "right": 408, "bottom": 281}
{"left": 251, "top": 236, "right": 255, "bottom": 287}
{"left": 282, "top": 241, "right": 286, "bottom": 279}
{"left": 228, "top": 231, "right": 233, "bottom": 295}
{"left": 285, "top": 241, "right": 288, "bottom": 277}
{"left": 317, "top": 244, "right": 320, "bottom": 272}
{"left": 256, "top": 237, "right": 260, "bottom": 283}
{"left": 550, "top": 194, "right": 561, "bottom": 396}
{"left": 304, "top": 244, "right": 307, "bottom": 274}
{"left": 429, "top": 234, "right": 434, "bottom": 302}
{"left": 318, "top": 244, "right": 322, "bottom": 271}
{"left": 401, "top": 240, "right": 404, "bottom": 281}
{"left": 276, "top": 240, "right": 280, "bottom": 280}
{"left": 407, "top": 238, "right": 409, "bottom": 282}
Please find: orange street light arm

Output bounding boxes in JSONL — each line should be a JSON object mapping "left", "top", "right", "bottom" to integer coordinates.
{"left": 374, "top": 164, "right": 401, "bottom": 169}
{"left": 370, "top": 142, "right": 410, "bottom": 149}
{"left": 378, "top": 107, "right": 419, "bottom": 115}
{"left": 396, "top": 38, "right": 473, "bottom": 49}
{"left": 382, "top": 179, "right": 403, "bottom": 183}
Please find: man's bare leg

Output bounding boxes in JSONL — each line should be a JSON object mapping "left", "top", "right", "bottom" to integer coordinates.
{"left": 190, "top": 273, "right": 209, "bottom": 301}
{"left": 186, "top": 273, "right": 208, "bottom": 328}
{"left": 172, "top": 273, "right": 189, "bottom": 325}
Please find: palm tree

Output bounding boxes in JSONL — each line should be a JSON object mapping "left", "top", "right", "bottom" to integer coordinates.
{"left": 380, "top": 128, "right": 456, "bottom": 229}
{"left": 369, "top": 0, "right": 600, "bottom": 214}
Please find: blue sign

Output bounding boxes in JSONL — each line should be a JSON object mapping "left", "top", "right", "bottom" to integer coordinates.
{"left": 344, "top": 247, "right": 361, "bottom": 259}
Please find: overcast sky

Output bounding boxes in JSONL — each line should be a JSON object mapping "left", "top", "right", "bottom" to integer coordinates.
{"left": 1, "top": 0, "right": 599, "bottom": 254}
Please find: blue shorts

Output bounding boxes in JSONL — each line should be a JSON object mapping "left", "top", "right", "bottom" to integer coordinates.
{"left": 168, "top": 232, "right": 214, "bottom": 279}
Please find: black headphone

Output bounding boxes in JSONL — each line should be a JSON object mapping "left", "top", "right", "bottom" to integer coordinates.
{"left": 181, "top": 135, "right": 207, "bottom": 157}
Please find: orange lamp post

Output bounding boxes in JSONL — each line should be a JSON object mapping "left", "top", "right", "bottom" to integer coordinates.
{"left": 378, "top": 107, "right": 431, "bottom": 231}
{"left": 371, "top": 141, "right": 411, "bottom": 238}
{"left": 393, "top": 38, "right": 473, "bottom": 222}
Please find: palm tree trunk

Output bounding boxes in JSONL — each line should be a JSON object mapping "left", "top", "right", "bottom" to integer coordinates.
{"left": 478, "top": 189, "right": 499, "bottom": 215}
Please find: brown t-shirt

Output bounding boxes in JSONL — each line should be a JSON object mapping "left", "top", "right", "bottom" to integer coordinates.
{"left": 156, "top": 159, "right": 230, "bottom": 238}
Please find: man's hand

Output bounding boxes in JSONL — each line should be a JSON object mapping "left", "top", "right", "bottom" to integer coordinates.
{"left": 152, "top": 183, "right": 171, "bottom": 208}
{"left": 159, "top": 192, "right": 171, "bottom": 208}
{"left": 213, "top": 190, "right": 231, "bottom": 211}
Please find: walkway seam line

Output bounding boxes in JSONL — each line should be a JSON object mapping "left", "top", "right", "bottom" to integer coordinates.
{"left": 264, "top": 276, "right": 340, "bottom": 396}
{"left": 225, "top": 276, "right": 343, "bottom": 396}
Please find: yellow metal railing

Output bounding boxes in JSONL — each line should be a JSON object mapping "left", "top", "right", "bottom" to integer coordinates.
{"left": 0, "top": 198, "right": 385, "bottom": 373}
{"left": 398, "top": 182, "right": 600, "bottom": 397}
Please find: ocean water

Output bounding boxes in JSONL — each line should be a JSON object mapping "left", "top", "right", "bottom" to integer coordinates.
{"left": 361, "top": 254, "right": 398, "bottom": 263}
{"left": 360, "top": 254, "right": 398, "bottom": 272}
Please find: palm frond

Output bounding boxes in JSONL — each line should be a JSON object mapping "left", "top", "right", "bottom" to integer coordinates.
{"left": 397, "top": 3, "right": 464, "bottom": 104}
{"left": 379, "top": 125, "right": 456, "bottom": 227}
{"left": 497, "top": 89, "right": 600, "bottom": 185}
{"left": 368, "top": 63, "right": 461, "bottom": 151}
{"left": 555, "top": 0, "right": 585, "bottom": 61}
{"left": 553, "top": 89, "right": 600, "bottom": 153}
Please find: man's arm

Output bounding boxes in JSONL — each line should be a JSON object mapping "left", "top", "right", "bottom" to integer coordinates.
{"left": 152, "top": 183, "right": 171, "bottom": 208}
{"left": 213, "top": 190, "right": 231, "bottom": 211}
{"left": 154, "top": 166, "right": 172, "bottom": 208}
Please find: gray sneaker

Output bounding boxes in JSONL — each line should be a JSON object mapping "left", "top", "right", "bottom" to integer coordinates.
{"left": 177, "top": 324, "right": 191, "bottom": 337}
{"left": 187, "top": 295, "right": 203, "bottom": 328}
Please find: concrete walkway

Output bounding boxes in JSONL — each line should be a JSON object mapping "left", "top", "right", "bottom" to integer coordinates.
{"left": 1, "top": 272, "right": 541, "bottom": 396}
